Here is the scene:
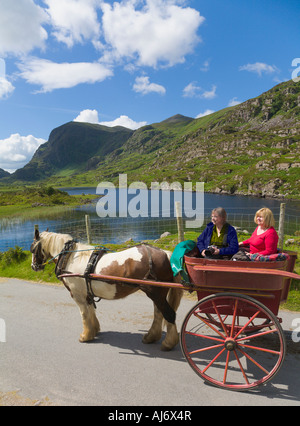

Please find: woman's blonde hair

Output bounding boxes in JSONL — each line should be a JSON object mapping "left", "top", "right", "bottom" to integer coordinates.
{"left": 254, "top": 208, "right": 275, "bottom": 228}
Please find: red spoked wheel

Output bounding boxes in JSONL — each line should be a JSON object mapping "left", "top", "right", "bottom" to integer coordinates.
{"left": 180, "top": 293, "right": 286, "bottom": 391}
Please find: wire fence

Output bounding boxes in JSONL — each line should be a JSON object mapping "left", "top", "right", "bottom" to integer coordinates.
{"left": 0, "top": 206, "right": 299, "bottom": 252}
{"left": 50, "top": 210, "right": 299, "bottom": 247}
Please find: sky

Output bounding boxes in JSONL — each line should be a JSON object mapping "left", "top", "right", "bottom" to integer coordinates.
{"left": 0, "top": 0, "right": 299, "bottom": 173}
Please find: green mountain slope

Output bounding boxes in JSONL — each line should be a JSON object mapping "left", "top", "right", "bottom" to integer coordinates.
{"left": 0, "top": 169, "right": 10, "bottom": 179}
{"left": 6, "top": 79, "right": 300, "bottom": 198}
{"left": 11, "top": 122, "right": 134, "bottom": 181}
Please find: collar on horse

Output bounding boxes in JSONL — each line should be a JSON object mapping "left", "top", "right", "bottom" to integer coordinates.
{"left": 55, "top": 240, "right": 78, "bottom": 278}
{"left": 55, "top": 240, "right": 107, "bottom": 309}
{"left": 84, "top": 248, "right": 107, "bottom": 308}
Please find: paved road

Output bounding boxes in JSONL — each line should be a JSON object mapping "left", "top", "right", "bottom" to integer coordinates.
{"left": 0, "top": 278, "right": 300, "bottom": 406}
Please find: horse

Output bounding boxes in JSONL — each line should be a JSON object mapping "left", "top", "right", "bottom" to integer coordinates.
{"left": 30, "top": 230, "right": 183, "bottom": 350}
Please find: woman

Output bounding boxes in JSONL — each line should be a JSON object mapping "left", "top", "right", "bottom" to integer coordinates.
{"left": 239, "top": 208, "right": 278, "bottom": 255}
{"left": 197, "top": 207, "right": 239, "bottom": 258}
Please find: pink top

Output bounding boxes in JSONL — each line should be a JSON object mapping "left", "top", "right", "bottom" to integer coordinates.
{"left": 242, "top": 226, "right": 279, "bottom": 255}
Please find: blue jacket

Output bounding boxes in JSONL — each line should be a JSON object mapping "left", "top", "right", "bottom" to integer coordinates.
{"left": 197, "top": 222, "right": 239, "bottom": 257}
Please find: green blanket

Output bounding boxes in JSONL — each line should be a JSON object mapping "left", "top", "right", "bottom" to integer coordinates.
{"left": 170, "top": 240, "right": 197, "bottom": 281}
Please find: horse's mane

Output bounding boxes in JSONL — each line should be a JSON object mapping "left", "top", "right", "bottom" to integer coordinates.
{"left": 40, "top": 231, "right": 94, "bottom": 260}
{"left": 40, "top": 231, "right": 74, "bottom": 256}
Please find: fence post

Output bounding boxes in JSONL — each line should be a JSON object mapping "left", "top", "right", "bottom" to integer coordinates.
{"left": 278, "top": 203, "right": 286, "bottom": 251}
{"left": 85, "top": 215, "right": 92, "bottom": 245}
{"left": 175, "top": 201, "right": 184, "bottom": 243}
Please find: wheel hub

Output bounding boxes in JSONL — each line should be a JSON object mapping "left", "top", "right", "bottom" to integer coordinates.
{"left": 224, "top": 338, "right": 237, "bottom": 352}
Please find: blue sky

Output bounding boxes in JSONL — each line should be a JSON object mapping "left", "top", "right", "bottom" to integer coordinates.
{"left": 0, "top": 0, "right": 299, "bottom": 173}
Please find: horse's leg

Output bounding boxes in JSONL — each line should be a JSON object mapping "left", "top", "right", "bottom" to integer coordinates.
{"left": 141, "top": 283, "right": 183, "bottom": 351}
{"left": 161, "top": 285, "right": 183, "bottom": 351}
{"left": 67, "top": 279, "right": 100, "bottom": 342}
{"left": 161, "top": 321, "right": 179, "bottom": 351}
{"left": 142, "top": 304, "right": 163, "bottom": 344}
{"left": 142, "top": 304, "right": 179, "bottom": 350}
{"left": 79, "top": 303, "right": 100, "bottom": 343}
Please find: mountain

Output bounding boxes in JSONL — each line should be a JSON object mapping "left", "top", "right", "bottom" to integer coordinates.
{"left": 0, "top": 169, "right": 10, "bottom": 179}
{"left": 11, "top": 122, "right": 133, "bottom": 182}
{"left": 7, "top": 79, "right": 300, "bottom": 198}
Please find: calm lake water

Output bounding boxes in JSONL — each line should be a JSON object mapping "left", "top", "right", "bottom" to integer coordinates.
{"left": 0, "top": 187, "right": 299, "bottom": 252}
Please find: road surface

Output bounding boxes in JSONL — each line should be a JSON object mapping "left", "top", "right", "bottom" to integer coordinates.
{"left": 0, "top": 278, "right": 300, "bottom": 406}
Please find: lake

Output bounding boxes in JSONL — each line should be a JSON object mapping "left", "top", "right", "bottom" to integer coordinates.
{"left": 0, "top": 187, "right": 299, "bottom": 252}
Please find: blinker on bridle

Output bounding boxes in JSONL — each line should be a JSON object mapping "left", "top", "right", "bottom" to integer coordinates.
{"left": 30, "top": 239, "right": 46, "bottom": 270}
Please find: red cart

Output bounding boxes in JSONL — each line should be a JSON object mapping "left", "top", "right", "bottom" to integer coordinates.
{"left": 75, "top": 249, "right": 299, "bottom": 391}
{"left": 181, "top": 250, "right": 298, "bottom": 391}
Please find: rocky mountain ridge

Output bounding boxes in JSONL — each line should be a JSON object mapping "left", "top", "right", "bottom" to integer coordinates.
{"left": 2, "top": 79, "right": 300, "bottom": 199}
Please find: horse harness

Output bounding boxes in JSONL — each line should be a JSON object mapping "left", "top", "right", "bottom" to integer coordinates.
{"left": 83, "top": 248, "right": 107, "bottom": 308}
{"left": 55, "top": 242, "right": 158, "bottom": 309}
{"left": 55, "top": 240, "right": 107, "bottom": 309}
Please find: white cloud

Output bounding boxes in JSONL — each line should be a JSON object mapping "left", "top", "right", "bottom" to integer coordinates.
{"left": 0, "top": 134, "right": 46, "bottom": 172}
{"left": 100, "top": 116, "right": 147, "bottom": 130}
{"left": 0, "top": 77, "right": 15, "bottom": 99}
{"left": 200, "top": 59, "right": 210, "bottom": 72}
{"left": 228, "top": 97, "right": 241, "bottom": 107}
{"left": 0, "top": 0, "right": 205, "bottom": 95}
{"left": 133, "top": 76, "right": 166, "bottom": 95}
{"left": 18, "top": 58, "right": 113, "bottom": 92}
{"left": 196, "top": 110, "right": 215, "bottom": 118}
{"left": 74, "top": 109, "right": 147, "bottom": 130}
{"left": 183, "top": 83, "right": 217, "bottom": 99}
{"left": 44, "top": 0, "right": 101, "bottom": 48}
{"left": 74, "top": 109, "right": 100, "bottom": 124}
{"left": 183, "top": 82, "right": 202, "bottom": 98}
{"left": 201, "top": 84, "right": 217, "bottom": 99}
{"left": 100, "top": 0, "right": 204, "bottom": 67}
{"left": 0, "top": 0, "right": 48, "bottom": 57}
{"left": 239, "top": 62, "right": 279, "bottom": 76}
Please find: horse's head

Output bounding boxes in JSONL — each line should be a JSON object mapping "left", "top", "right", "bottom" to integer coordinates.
{"left": 30, "top": 229, "right": 47, "bottom": 271}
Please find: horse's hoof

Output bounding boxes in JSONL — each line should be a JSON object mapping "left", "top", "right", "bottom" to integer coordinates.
{"left": 160, "top": 343, "right": 173, "bottom": 351}
{"left": 142, "top": 332, "right": 161, "bottom": 344}
{"left": 79, "top": 334, "right": 95, "bottom": 343}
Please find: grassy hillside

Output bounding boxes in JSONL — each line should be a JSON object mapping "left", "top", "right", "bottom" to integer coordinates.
{"left": 0, "top": 186, "right": 97, "bottom": 218}
{"left": 1, "top": 79, "right": 300, "bottom": 198}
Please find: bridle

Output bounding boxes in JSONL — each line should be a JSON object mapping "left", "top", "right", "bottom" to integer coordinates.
{"left": 30, "top": 238, "right": 47, "bottom": 271}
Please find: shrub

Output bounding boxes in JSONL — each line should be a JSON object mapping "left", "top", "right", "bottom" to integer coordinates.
{"left": 0, "top": 246, "right": 26, "bottom": 266}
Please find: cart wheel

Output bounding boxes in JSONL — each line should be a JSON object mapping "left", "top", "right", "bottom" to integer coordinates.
{"left": 180, "top": 293, "right": 286, "bottom": 391}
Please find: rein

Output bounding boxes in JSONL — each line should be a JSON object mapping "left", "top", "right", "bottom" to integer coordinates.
{"left": 42, "top": 247, "right": 107, "bottom": 266}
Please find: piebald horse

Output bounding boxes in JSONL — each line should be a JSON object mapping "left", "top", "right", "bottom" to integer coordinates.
{"left": 31, "top": 231, "right": 183, "bottom": 350}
